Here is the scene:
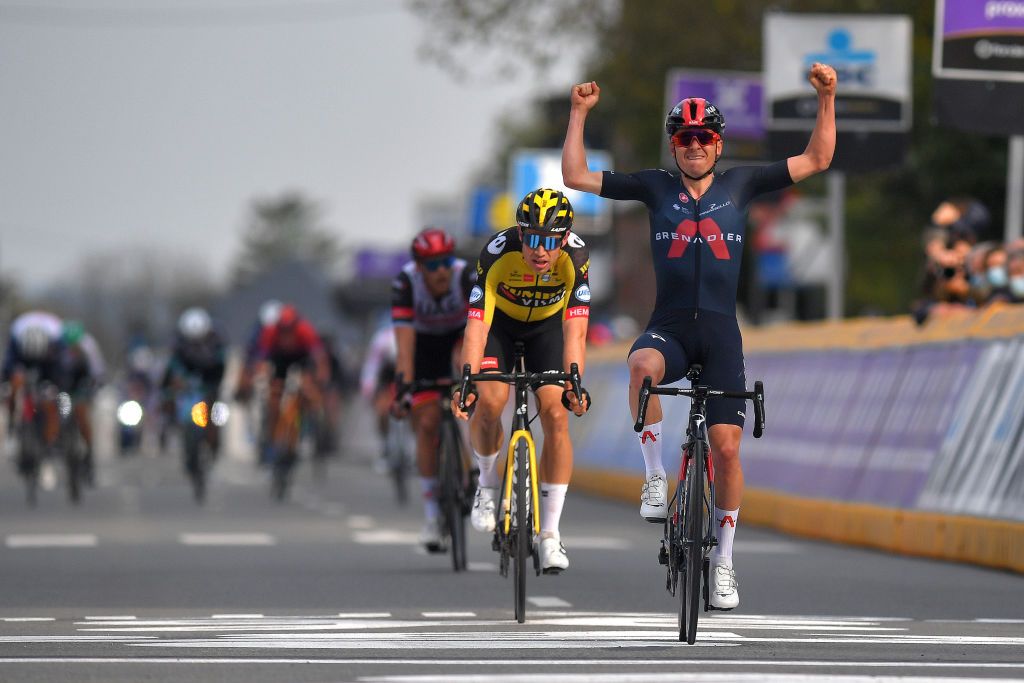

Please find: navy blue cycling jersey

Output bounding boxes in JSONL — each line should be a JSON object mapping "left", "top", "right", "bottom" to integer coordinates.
{"left": 600, "top": 161, "right": 793, "bottom": 317}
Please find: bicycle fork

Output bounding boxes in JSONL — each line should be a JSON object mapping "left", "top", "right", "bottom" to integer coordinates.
{"left": 501, "top": 429, "right": 541, "bottom": 537}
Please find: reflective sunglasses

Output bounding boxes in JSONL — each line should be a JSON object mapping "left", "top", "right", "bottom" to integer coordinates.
{"left": 523, "top": 232, "right": 562, "bottom": 251}
{"left": 421, "top": 255, "right": 455, "bottom": 272}
{"left": 671, "top": 129, "right": 720, "bottom": 147}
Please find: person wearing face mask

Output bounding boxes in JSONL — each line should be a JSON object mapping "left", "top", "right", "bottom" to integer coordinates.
{"left": 1007, "top": 250, "right": 1024, "bottom": 303}
{"left": 983, "top": 246, "right": 1012, "bottom": 303}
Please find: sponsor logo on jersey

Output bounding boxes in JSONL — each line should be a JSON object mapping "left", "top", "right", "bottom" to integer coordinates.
{"left": 468, "top": 309, "right": 484, "bottom": 320}
{"left": 657, "top": 218, "right": 735, "bottom": 260}
{"left": 469, "top": 285, "right": 483, "bottom": 304}
{"left": 566, "top": 306, "right": 590, "bottom": 319}
{"left": 574, "top": 284, "right": 592, "bottom": 303}
{"left": 678, "top": 193, "right": 689, "bottom": 203}
{"left": 497, "top": 283, "right": 566, "bottom": 308}
{"left": 566, "top": 232, "right": 586, "bottom": 249}
{"left": 487, "top": 233, "right": 507, "bottom": 255}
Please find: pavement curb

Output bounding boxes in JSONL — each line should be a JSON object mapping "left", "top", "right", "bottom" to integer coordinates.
{"left": 572, "top": 468, "right": 1024, "bottom": 574}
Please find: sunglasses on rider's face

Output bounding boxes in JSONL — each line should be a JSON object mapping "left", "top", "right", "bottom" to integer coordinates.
{"left": 523, "top": 232, "right": 562, "bottom": 251}
{"left": 672, "top": 129, "right": 720, "bottom": 147}
{"left": 421, "top": 256, "right": 455, "bottom": 272}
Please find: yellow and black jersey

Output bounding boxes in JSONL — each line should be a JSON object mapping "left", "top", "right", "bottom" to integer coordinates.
{"left": 468, "top": 227, "right": 591, "bottom": 326}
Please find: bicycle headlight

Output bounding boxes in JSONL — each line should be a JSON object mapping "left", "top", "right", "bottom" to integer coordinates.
{"left": 210, "top": 401, "right": 230, "bottom": 427}
{"left": 57, "top": 392, "right": 73, "bottom": 418}
{"left": 117, "top": 400, "right": 143, "bottom": 427}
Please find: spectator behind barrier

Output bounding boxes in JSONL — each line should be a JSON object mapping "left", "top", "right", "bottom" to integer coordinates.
{"left": 1008, "top": 249, "right": 1024, "bottom": 303}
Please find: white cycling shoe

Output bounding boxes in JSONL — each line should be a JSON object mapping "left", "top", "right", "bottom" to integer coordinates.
{"left": 470, "top": 486, "right": 498, "bottom": 532}
{"left": 540, "top": 534, "right": 569, "bottom": 574}
{"left": 640, "top": 473, "right": 668, "bottom": 522}
{"left": 709, "top": 555, "right": 739, "bottom": 610}
{"left": 419, "top": 517, "right": 446, "bottom": 554}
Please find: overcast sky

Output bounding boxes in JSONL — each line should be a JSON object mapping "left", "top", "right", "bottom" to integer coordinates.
{"left": 0, "top": 1, "right": 582, "bottom": 290}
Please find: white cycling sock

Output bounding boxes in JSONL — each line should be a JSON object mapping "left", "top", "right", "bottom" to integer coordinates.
{"left": 713, "top": 506, "right": 739, "bottom": 561}
{"left": 637, "top": 421, "right": 666, "bottom": 478}
{"left": 540, "top": 483, "right": 568, "bottom": 538}
{"left": 421, "top": 477, "right": 439, "bottom": 520}
{"left": 474, "top": 449, "right": 500, "bottom": 488}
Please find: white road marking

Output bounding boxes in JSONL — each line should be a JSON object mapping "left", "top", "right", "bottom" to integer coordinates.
{"left": 527, "top": 597, "right": 572, "bottom": 608}
{"left": 337, "top": 613, "right": 392, "bottom": 618}
{"left": 975, "top": 618, "right": 1024, "bottom": 624}
{"left": 84, "top": 616, "right": 136, "bottom": 621}
{"left": 211, "top": 614, "right": 264, "bottom": 619}
{"left": 467, "top": 562, "right": 496, "bottom": 572}
{"left": 5, "top": 534, "right": 97, "bottom": 548}
{"left": 353, "top": 530, "right": 420, "bottom": 545}
{"left": 178, "top": 533, "right": 276, "bottom": 546}
{"left": 560, "top": 536, "right": 631, "bottom": 550}
{"left": 420, "top": 612, "right": 476, "bottom": 618}
{"left": 347, "top": 515, "right": 375, "bottom": 529}
{"left": 360, "top": 676, "right": 1024, "bottom": 682}
{"left": 1, "top": 618, "right": 55, "bottom": 622}
{"left": 0, "top": 658, "right": 1022, "bottom": 668}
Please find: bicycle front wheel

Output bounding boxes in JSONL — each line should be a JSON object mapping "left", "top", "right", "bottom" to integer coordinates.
{"left": 679, "top": 440, "right": 706, "bottom": 644}
{"left": 513, "top": 437, "right": 530, "bottom": 624}
{"left": 439, "top": 418, "right": 467, "bottom": 572}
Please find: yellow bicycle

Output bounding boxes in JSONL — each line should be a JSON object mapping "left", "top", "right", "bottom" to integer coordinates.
{"left": 459, "top": 341, "right": 584, "bottom": 623}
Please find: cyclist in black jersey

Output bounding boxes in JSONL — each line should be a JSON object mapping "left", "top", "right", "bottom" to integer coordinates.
{"left": 390, "top": 227, "right": 475, "bottom": 552}
{"left": 562, "top": 63, "right": 837, "bottom": 610}
{"left": 452, "top": 188, "right": 591, "bottom": 574}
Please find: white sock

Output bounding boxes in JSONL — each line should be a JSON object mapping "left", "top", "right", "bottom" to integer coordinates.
{"left": 713, "top": 507, "right": 739, "bottom": 561}
{"left": 474, "top": 449, "right": 500, "bottom": 488}
{"left": 421, "top": 477, "right": 439, "bottom": 520}
{"left": 637, "top": 421, "right": 666, "bottom": 478}
{"left": 540, "top": 483, "right": 568, "bottom": 538}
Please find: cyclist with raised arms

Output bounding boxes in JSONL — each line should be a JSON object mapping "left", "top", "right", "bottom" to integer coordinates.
{"left": 562, "top": 64, "right": 837, "bottom": 608}
{"left": 452, "top": 188, "right": 592, "bottom": 574}
{"left": 390, "top": 227, "right": 475, "bottom": 552}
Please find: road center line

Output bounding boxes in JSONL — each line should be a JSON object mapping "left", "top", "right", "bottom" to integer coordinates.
{"left": 178, "top": 534, "right": 276, "bottom": 546}
{"left": 420, "top": 612, "right": 476, "bottom": 618}
{"left": 528, "top": 596, "right": 572, "bottom": 608}
{"left": 6, "top": 534, "right": 97, "bottom": 548}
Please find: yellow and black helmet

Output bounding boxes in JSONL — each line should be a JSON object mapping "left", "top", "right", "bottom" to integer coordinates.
{"left": 515, "top": 188, "right": 574, "bottom": 234}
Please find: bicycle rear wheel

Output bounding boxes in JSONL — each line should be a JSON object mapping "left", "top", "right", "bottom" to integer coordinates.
{"left": 679, "top": 440, "right": 706, "bottom": 644}
{"left": 513, "top": 437, "right": 529, "bottom": 624}
{"left": 439, "top": 419, "right": 467, "bottom": 572}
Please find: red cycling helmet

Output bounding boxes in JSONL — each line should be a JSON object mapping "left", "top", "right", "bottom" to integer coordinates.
{"left": 411, "top": 228, "right": 455, "bottom": 262}
{"left": 665, "top": 97, "right": 726, "bottom": 136}
{"left": 277, "top": 304, "right": 300, "bottom": 330}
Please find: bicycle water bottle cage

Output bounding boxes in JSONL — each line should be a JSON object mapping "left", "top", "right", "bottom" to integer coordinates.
{"left": 686, "top": 365, "right": 703, "bottom": 382}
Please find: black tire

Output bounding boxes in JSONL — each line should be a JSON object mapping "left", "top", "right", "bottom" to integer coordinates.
{"left": 513, "top": 437, "right": 529, "bottom": 624}
{"left": 272, "top": 450, "right": 295, "bottom": 502}
{"left": 439, "top": 420, "right": 467, "bottom": 572}
{"left": 66, "top": 449, "right": 81, "bottom": 505}
{"left": 679, "top": 441, "right": 705, "bottom": 644}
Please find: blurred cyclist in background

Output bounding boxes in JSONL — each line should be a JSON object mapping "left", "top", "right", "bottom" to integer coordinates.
{"left": 2, "top": 311, "right": 65, "bottom": 469}
{"left": 161, "top": 308, "right": 227, "bottom": 457}
{"left": 240, "top": 304, "right": 329, "bottom": 463}
{"left": 56, "top": 320, "right": 106, "bottom": 484}
{"left": 360, "top": 318, "right": 398, "bottom": 472}
{"left": 390, "top": 227, "right": 475, "bottom": 551}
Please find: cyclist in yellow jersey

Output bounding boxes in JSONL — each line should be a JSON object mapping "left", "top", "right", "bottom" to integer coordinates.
{"left": 452, "top": 188, "right": 591, "bottom": 573}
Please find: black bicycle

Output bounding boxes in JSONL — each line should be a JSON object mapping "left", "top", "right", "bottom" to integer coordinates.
{"left": 634, "top": 364, "right": 764, "bottom": 644}
{"left": 403, "top": 378, "right": 475, "bottom": 572}
{"left": 458, "top": 342, "right": 585, "bottom": 623}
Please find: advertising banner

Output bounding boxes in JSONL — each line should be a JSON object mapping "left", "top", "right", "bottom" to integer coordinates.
{"left": 933, "top": 0, "right": 1024, "bottom": 82}
{"left": 764, "top": 13, "right": 912, "bottom": 133}
{"left": 663, "top": 70, "right": 764, "bottom": 165}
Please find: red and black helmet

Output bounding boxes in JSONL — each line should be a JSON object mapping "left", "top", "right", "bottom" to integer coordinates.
{"left": 411, "top": 228, "right": 455, "bottom": 262}
{"left": 277, "top": 304, "right": 300, "bottom": 330}
{"left": 665, "top": 97, "right": 726, "bottom": 136}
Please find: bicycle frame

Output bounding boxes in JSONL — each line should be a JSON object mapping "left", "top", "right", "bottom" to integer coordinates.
{"left": 634, "top": 367, "right": 765, "bottom": 644}
{"left": 458, "top": 342, "right": 584, "bottom": 623}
